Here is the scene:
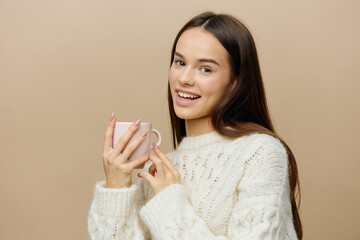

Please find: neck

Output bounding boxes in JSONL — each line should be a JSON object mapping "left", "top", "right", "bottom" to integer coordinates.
{"left": 185, "top": 116, "right": 214, "bottom": 137}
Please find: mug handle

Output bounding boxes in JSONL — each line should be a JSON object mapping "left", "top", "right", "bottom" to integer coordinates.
{"left": 150, "top": 129, "right": 162, "bottom": 149}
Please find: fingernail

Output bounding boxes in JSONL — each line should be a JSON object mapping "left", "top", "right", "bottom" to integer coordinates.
{"left": 110, "top": 112, "right": 115, "bottom": 122}
{"left": 133, "top": 119, "right": 141, "bottom": 127}
{"left": 153, "top": 143, "right": 159, "bottom": 149}
{"left": 141, "top": 130, "right": 148, "bottom": 137}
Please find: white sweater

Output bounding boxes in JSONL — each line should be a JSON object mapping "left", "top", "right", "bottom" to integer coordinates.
{"left": 88, "top": 131, "right": 298, "bottom": 239}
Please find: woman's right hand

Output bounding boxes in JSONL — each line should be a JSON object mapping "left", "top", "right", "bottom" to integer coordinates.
{"left": 102, "top": 112, "right": 150, "bottom": 188}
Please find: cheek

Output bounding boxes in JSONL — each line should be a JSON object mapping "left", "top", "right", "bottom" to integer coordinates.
{"left": 168, "top": 68, "right": 176, "bottom": 86}
{"left": 200, "top": 78, "right": 225, "bottom": 95}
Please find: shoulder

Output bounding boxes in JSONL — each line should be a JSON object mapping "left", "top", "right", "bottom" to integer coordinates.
{"left": 230, "top": 133, "right": 287, "bottom": 156}
{"left": 228, "top": 133, "right": 289, "bottom": 173}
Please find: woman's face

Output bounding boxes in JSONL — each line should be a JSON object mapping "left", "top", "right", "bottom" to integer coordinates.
{"left": 169, "top": 27, "right": 233, "bottom": 121}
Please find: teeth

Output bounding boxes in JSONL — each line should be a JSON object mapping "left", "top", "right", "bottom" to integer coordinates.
{"left": 177, "top": 91, "right": 200, "bottom": 99}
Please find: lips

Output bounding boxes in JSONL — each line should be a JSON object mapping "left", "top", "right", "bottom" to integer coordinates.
{"left": 175, "top": 90, "right": 201, "bottom": 106}
{"left": 177, "top": 91, "right": 200, "bottom": 99}
{"left": 176, "top": 88, "right": 201, "bottom": 98}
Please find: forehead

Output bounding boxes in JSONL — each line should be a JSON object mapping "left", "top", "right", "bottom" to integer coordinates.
{"left": 176, "top": 27, "right": 229, "bottom": 64}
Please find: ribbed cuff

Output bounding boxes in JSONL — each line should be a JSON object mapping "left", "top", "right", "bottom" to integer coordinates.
{"left": 94, "top": 181, "right": 137, "bottom": 217}
{"left": 139, "top": 184, "right": 186, "bottom": 227}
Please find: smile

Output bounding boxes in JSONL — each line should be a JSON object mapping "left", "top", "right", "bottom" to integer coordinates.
{"left": 177, "top": 91, "right": 201, "bottom": 99}
{"left": 175, "top": 90, "right": 201, "bottom": 106}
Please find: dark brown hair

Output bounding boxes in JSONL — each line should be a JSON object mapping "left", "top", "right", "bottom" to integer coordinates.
{"left": 167, "top": 12, "right": 302, "bottom": 238}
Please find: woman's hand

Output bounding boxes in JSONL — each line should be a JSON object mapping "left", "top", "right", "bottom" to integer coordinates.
{"left": 138, "top": 144, "right": 181, "bottom": 195}
{"left": 102, "top": 112, "right": 150, "bottom": 188}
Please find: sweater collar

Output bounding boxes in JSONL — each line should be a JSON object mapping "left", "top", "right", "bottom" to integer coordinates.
{"left": 177, "top": 131, "right": 228, "bottom": 152}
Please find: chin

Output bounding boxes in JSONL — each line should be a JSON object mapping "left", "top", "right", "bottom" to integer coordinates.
{"left": 174, "top": 108, "right": 208, "bottom": 120}
{"left": 174, "top": 109, "right": 194, "bottom": 120}
{"left": 174, "top": 111, "right": 192, "bottom": 120}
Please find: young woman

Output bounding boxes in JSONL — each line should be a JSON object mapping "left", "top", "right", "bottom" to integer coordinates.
{"left": 88, "top": 12, "right": 302, "bottom": 239}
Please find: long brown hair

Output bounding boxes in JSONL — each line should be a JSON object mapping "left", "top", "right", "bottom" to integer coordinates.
{"left": 167, "top": 12, "right": 302, "bottom": 238}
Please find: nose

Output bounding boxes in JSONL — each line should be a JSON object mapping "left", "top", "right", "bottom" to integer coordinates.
{"left": 178, "top": 67, "right": 194, "bottom": 86}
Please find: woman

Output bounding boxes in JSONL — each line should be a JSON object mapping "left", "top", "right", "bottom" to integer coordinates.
{"left": 88, "top": 12, "right": 302, "bottom": 239}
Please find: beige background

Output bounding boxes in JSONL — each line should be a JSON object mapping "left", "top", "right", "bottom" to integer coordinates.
{"left": 1, "top": 0, "right": 359, "bottom": 239}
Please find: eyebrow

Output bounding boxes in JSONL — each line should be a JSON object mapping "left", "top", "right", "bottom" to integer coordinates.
{"left": 174, "top": 52, "right": 220, "bottom": 66}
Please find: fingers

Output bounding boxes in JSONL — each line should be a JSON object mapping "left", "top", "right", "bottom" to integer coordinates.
{"left": 147, "top": 153, "right": 166, "bottom": 173}
{"left": 112, "top": 119, "right": 141, "bottom": 156}
{"left": 120, "top": 130, "right": 149, "bottom": 160}
{"left": 103, "top": 113, "right": 116, "bottom": 154}
{"left": 152, "top": 144, "right": 177, "bottom": 171}
{"left": 138, "top": 171, "right": 156, "bottom": 186}
{"left": 127, "top": 154, "right": 150, "bottom": 170}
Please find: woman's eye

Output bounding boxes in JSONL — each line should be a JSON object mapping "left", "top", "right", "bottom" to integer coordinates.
{"left": 200, "top": 67, "right": 212, "bottom": 73}
{"left": 175, "top": 60, "right": 185, "bottom": 66}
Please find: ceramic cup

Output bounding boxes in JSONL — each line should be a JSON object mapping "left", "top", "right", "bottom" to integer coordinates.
{"left": 112, "top": 122, "right": 161, "bottom": 169}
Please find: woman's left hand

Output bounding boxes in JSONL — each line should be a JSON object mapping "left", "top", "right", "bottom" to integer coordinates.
{"left": 138, "top": 144, "right": 181, "bottom": 195}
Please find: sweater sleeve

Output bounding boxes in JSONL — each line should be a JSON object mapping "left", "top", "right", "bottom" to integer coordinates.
{"left": 87, "top": 158, "right": 158, "bottom": 240}
{"left": 139, "top": 138, "right": 297, "bottom": 239}
{"left": 87, "top": 180, "right": 151, "bottom": 240}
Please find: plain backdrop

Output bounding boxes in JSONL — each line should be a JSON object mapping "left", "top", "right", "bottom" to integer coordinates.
{"left": 1, "top": 0, "right": 359, "bottom": 239}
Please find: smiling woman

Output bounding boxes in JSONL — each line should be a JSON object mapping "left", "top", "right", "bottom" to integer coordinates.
{"left": 169, "top": 27, "right": 234, "bottom": 131}
{"left": 88, "top": 11, "right": 302, "bottom": 240}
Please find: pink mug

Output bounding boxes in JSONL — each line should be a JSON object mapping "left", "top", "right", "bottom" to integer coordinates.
{"left": 112, "top": 122, "right": 161, "bottom": 169}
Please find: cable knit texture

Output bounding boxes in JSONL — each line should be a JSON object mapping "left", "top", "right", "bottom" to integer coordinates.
{"left": 88, "top": 132, "right": 298, "bottom": 239}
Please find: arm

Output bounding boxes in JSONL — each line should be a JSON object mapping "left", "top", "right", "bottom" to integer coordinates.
{"left": 138, "top": 139, "right": 297, "bottom": 240}
{"left": 88, "top": 169, "right": 153, "bottom": 240}
{"left": 87, "top": 114, "right": 152, "bottom": 239}
{"left": 88, "top": 182, "right": 147, "bottom": 240}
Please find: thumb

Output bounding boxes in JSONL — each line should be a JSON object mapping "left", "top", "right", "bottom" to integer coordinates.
{"left": 138, "top": 171, "right": 155, "bottom": 185}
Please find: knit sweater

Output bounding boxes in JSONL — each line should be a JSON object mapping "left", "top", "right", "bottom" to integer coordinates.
{"left": 88, "top": 131, "right": 298, "bottom": 239}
